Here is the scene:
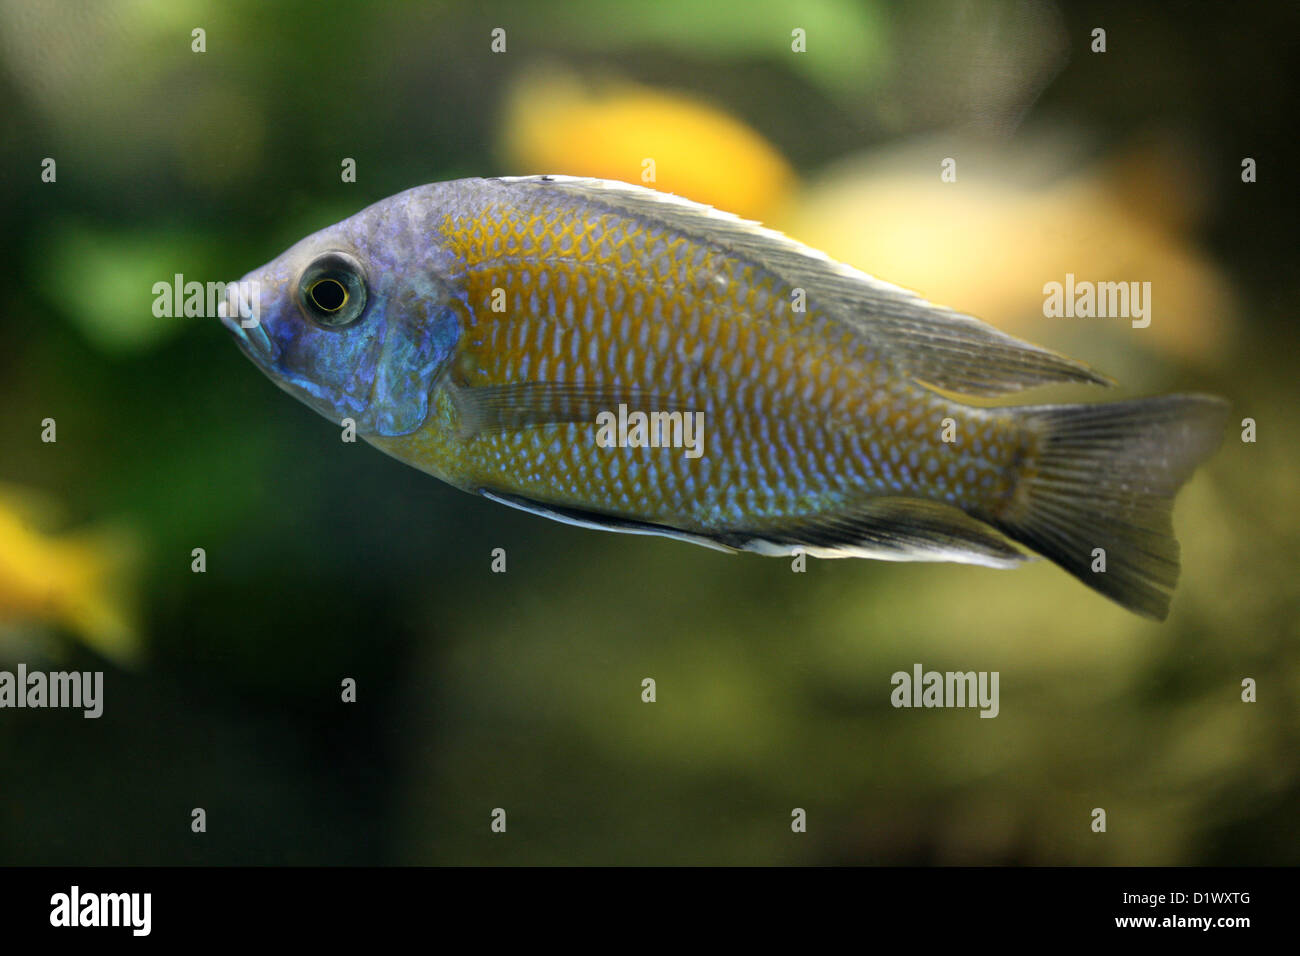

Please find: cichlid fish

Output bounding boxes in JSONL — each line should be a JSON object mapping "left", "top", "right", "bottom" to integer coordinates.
{"left": 221, "top": 176, "right": 1227, "bottom": 619}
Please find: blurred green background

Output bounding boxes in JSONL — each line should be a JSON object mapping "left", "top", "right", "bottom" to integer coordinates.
{"left": 1, "top": 0, "right": 1296, "bottom": 865}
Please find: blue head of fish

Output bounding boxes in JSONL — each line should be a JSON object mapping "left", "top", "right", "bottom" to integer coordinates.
{"left": 221, "top": 189, "right": 463, "bottom": 437}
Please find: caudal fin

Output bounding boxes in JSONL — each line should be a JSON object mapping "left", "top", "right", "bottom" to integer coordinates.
{"left": 60, "top": 525, "right": 144, "bottom": 666}
{"left": 993, "top": 394, "right": 1228, "bottom": 620}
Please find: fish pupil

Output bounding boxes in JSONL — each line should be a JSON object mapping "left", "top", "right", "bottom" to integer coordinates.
{"left": 310, "top": 277, "right": 348, "bottom": 312}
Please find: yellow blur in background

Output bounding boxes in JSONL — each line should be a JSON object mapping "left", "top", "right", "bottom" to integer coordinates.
{"left": 501, "top": 68, "right": 796, "bottom": 223}
{"left": 0, "top": 486, "right": 141, "bottom": 666}
{"left": 786, "top": 137, "right": 1233, "bottom": 367}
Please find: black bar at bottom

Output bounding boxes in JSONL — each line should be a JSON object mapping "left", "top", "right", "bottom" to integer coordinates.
{"left": 0, "top": 865, "right": 1279, "bottom": 941}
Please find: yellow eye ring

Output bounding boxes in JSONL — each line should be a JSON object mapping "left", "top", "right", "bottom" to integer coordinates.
{"left": 308, "top": 277, "right": 348, "bottom": 313}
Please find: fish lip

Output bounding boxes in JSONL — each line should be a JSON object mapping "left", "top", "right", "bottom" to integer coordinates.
{"left": 218, "top": 286, "right": 278, "bottom": 365}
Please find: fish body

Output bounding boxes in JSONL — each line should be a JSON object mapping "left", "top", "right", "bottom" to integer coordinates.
{"left": 224, "top": 176, "right": 1226, "bottom": 619}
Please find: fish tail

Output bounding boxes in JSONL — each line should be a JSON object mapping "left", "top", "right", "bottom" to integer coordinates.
{"left": 58, "top": 526, "right": 144, "bottom": 666}
{"left": 991, "top": 394, "right": 1229, "bottom": 620}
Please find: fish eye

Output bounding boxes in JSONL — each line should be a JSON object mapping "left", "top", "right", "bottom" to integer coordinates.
{"left": 297, "top": 252, "right": 368, "bottom": 328}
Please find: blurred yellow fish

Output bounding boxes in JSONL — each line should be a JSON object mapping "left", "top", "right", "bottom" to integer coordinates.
{"left": 0, "top": 486, "right": 141, "bottom": 664}
{"left": 500, "top": 68, "right": 795, "bottom": 222}
{"left": 783, "top": 135, "right": 1233, "bottom": 366}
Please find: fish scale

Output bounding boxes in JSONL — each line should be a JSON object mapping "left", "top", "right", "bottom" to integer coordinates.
{"left": 433, "top": 197, "right": 1011, "bottom": 526}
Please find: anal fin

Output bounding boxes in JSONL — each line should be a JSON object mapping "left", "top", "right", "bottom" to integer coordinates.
{"left": 721, "top": 497, "right": 1030, "bottom": 568}
{"left": 482, "top": 488, "right": 1028, "bottom": 568}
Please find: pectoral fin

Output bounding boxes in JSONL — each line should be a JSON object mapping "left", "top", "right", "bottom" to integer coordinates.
{"left": 452, "top": 382, "right": 696, "bottom": 436}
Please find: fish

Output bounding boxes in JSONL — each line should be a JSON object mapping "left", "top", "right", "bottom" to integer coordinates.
{"left": 499, "top": 68, "right": 795, "bottom": 222}
{"left": 781, "top": 135, "right": 1233, "bottom": 365}
{"left": 221, "top": 175, "right": 1228, "bottom": 620}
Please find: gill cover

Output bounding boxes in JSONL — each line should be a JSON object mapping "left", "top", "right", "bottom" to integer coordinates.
{"left": 289, "top": 251, "right": 461, "bottom": 438}
{"left": 367, "top": 295, "right": 461, "bottom": 436}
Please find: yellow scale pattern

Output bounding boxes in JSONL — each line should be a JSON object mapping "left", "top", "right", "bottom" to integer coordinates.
{"left": 396, "top": 200, "right": 1027, "bottom": 532}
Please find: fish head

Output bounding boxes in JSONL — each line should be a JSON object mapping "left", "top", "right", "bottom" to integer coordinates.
{"left": 221, "top": 198, "right": 463, "bottom": 437}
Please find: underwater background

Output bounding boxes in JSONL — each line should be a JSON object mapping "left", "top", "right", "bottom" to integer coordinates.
{"left": 1, "top": 0, "right": 1296, "bottom": 864}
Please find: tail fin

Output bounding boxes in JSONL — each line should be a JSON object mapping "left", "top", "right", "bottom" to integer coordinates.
{"left": 59, "top": 525, "right": 143, "bottom": 666}
{"left": 993, "top": 394, "right": 1228, "bottom": 620}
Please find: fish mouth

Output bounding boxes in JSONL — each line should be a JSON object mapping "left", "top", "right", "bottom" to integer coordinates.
{"left": 218, "top": 284, "right": 278, "bottom": 365}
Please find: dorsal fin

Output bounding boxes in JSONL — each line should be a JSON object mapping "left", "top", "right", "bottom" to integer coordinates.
{"left": 493, "top": 175, "right": 1112, "bottom": 396}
